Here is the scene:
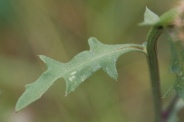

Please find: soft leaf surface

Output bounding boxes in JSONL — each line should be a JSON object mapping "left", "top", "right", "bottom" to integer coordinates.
{"left": 139, "top": 7, "right": 177, "bottom": 27}
{"left": 139, "top": 7, "right": 160, "bottom": 26}
{"left": 158, "top": 9, "right": 177, "bottom": 26}
{"left": 15, "top": 37, "right": 146, "bottom": 111}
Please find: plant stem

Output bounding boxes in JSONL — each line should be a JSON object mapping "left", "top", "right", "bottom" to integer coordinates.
{"left": 162, "top": 94, "right": 179, "bottom": 121}
{"left": 146, "top": 26, "right": 164, "bottom": 122}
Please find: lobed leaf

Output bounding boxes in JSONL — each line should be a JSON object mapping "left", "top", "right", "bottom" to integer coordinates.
{"left": 15, "top": 37, "right": 146, "bottom": 111}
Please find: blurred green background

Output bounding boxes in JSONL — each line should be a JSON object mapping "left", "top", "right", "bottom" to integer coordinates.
{"left": 0, "top": 0, "right": 179, "bottom": 122}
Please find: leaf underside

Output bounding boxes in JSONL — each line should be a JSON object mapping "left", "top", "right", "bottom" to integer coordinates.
{"left": 15, "top": 37, "right": 146, "bottom": 111}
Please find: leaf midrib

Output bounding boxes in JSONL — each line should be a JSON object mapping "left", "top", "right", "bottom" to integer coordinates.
{"left": 61, "top": 45, "right": 144, "bottom": 79}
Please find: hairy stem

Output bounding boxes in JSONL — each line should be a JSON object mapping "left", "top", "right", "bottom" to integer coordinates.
{"left": 146, "top": 26, "right": 163, "bottom": 122}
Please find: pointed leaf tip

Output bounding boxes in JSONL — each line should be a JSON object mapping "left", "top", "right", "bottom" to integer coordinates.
{"left": 39, "top": 55, "right": 54, "bottom": 66}
{"left": 139, "top": 6, "right": 160, "bottom": 26}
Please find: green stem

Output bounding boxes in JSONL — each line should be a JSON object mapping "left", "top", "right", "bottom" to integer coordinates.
{"left": 146, "top": 26, "right": 164, "bottom": 122}
{"left": 162, "top": 94, "right": 179, "bottom": 121}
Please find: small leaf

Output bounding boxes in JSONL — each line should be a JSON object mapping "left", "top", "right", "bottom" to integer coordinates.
{"left": 15, "top": 37, "right": 146, "bottom": 111}
{"left": 158, "top": 9, "right": 178, "bottom": 26}
{"left": 139, "top": 7, "right": 160, "bottom": 26}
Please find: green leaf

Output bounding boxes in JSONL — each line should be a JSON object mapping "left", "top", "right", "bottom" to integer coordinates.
{"left": 139, "top": 7, "right": 177, "bottom": 27}
{"left": 158, "top": 9, "right": 178, "bottom": 26}
{"left": 139, "top": 7, "right": 160, "bottom": 26}
{"left": 15, "top": 37, "right": 146, "bottom": 111}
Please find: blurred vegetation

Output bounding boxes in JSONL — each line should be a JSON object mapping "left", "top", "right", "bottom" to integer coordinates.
{"left": 0, "top": 0, "right": 179, "bottom": 122}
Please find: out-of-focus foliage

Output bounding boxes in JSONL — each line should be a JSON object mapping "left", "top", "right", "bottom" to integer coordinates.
{"left": 0, "top": 0, "right": 178, "bottom": 122}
